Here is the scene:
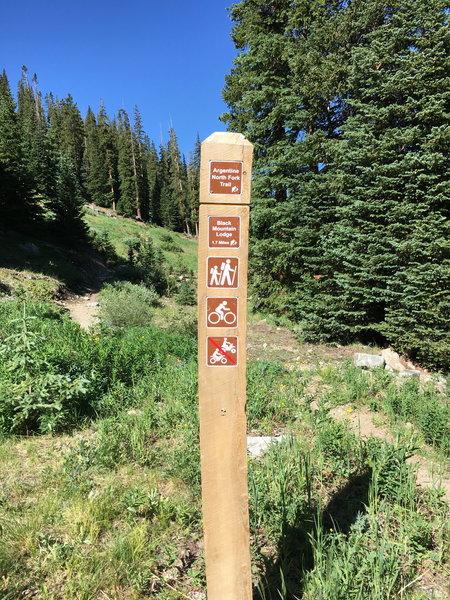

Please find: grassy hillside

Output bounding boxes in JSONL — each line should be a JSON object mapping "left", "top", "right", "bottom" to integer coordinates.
{"left": 84, "top": 208, "right": 198, "bottom": 274}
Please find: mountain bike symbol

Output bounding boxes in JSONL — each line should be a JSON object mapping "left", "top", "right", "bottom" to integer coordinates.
{"left": 208, "top": 310, "right": 237, "bottom": 325}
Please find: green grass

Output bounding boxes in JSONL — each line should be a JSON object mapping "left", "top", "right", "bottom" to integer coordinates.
{"left": 84, "top": 209, "right": 198, "bottom": 274}
{"left": 0, "top": 297, "right": 449, "bottom": 597}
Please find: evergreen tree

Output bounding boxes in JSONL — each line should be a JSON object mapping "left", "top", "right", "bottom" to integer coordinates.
{"left": 222, "top": 0, "right": 450, "bottom": 369}
{"left": 49, "top": 153, "right": 86, "bottom": 240}
{"left": 146, "top": 139, "right": 160, "bottom": 224}
{"left": 133, "top": 106, "right": 150, "bottom": 220}
{"left": 116, "top": 109, "right": 136, "bottom": 216}
{"left": 187, "top": 132, "right": 201, "bottom": 235}
{"left": 158, "top": 141, "right": 172, "bottom": 228}
{"left": 0, "top": 70, "right": 36, "bottom": 226}
{"left": 84, "top": 106, "right": 111, "bottom": 206}
{"left": 58, "top": 94, "right": 85, "bottom": 185}
{"left": 98, "top": 104, "right": 119, "bottom": 210}
{"left": 166, "top": 127, "right": 186, "bottom": 232}
{"left": 315, "top": 0, "right": 450, "bottom": 364}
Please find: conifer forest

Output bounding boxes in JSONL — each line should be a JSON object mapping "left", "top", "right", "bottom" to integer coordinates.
{"left": 0, "top": 66, "right": 200, "bottom": 238}
{"left": 222, "top": 0, "right": 449, "bottom": 371}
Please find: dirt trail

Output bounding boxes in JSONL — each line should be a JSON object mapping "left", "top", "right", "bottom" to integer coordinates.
{"left": 63, "top": 293, "right": 100, "bottom": 330}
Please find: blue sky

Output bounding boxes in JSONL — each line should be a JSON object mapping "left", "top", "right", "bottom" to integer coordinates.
{"left": 1, "top": 0, "right": 239, "bottom": 158}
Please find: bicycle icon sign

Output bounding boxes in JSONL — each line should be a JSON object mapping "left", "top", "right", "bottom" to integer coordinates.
{"left": 206, "top": 298, "right": 238, "bottom": 328}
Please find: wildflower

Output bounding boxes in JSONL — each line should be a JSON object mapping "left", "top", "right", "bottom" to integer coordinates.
{"left": 184, "top": 423, "right": 188, "bottom": 428}
{"left": 281, "top": 402, "right": 285, "bottom": 406}
{"left": 329, "top": 528, "right": 333, "bottom": 532}
{"left": 348, "top": 408, "right": 352, "bottom": 413}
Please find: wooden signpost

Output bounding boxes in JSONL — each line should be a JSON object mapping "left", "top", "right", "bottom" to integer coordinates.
{"left": 197, "top": 132, "right": 253, "bottom": 599}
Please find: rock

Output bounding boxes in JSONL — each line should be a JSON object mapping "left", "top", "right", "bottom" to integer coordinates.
{"left": 127, "top": 409, "right": 143, "bottom": 416}
{"left": 353, "top": 353, "right": 385, "bottom": 369}
{"left": 380, "top": 348, "right": 408, "bottom": 372}
{"left": 398, "top": 369, "right": 420, "bottom": 379}
{"left": 247, "top": 435, "right": 287, "bottom": 456}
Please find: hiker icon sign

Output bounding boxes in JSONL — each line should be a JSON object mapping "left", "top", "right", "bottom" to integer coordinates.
{"left": 207, "top": 336, "right": 238, "bottom": 366}
{"left": 207, "top": 257, "right": 239, "bottom": 289}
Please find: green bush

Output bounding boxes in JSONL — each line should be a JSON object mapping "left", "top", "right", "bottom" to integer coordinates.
{"left": 99, "top": 282, "right": 160, "bottom": 327}
{"left": 0, "top": 300, "right": 197, "bottom": 434}
{"left": 176, "top": 280, "right": 197, "bottom": 306}
{"left": 160, "top": 232, "right": 183, "bottom": 253}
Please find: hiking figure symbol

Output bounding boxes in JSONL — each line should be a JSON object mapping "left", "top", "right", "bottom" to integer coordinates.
{"left": 207, "top": 257, "right": 239, "bottom": 288}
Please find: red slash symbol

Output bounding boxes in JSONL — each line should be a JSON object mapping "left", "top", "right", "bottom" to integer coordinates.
{"left": 208, "top": 337, "right": 238, "bottom": 366}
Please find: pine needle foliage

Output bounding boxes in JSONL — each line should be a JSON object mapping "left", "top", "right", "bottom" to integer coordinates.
{"left": 223, "top": 0, "right": 450, "bottom": 370}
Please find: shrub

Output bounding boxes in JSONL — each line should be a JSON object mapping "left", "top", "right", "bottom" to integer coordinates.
{"left": 99, "top": 282, "right": 160, "bottom": 327}
{"left": 176, "top": 280, "right": 197, "bottom": 306}
{"left": 160, "top": 232, "right": 183, "bottom": 253}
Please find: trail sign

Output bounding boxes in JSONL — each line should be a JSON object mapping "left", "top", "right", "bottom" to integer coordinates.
{"left": 198, "top": 132, "right": 253, "bottom": 599}
{"left": 209, "top": 161, "right": 243, "bottom": 195}
{"left": 207, "top": 257, "right": 239, "bottom": 288}
{"left": 208, "top": 216, "right": 240, "bottom": 248}
{"left": 207, "top": 336, "right": 238, "bottom": 366}
{"left": 206, "top": 297, "right": 238, "bottom": 328}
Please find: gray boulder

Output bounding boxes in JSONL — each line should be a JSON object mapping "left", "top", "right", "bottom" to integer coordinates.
{"left": 353, "top": 353, "right": 385, "bottom": 369}
{"left": 247, "top": 435, "right": 286, "bottom": 457}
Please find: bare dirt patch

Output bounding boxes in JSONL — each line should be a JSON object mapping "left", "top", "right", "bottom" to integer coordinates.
{"left": 330, "top": 404, "right": 450, "bottom": 502}
{"left": 63, "top": 293, "right": 100, "bottom": 330}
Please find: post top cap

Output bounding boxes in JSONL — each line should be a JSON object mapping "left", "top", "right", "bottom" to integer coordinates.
{"left": 203, "top": 131, "right": 253, "bottom": 147}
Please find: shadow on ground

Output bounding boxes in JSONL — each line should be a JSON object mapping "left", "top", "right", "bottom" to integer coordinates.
{"left": 253, "top": 470, "right": 372, "bottom": 599}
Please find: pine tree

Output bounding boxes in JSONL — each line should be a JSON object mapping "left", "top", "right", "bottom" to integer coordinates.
{"left": 133, "top": 106, "right": 150, "bottom": 220}
{"left": 0, "top": 69, "right": 36, "bottom": 226}
{"left": 116, "top": 109, "right": 136, "bottom": 216}
{"left": 97, "top": 104, "right": 119, "bottom": 210}
{"left": 187, "top": 133, "right": 201, "bottom": 235}
{"left": 49, "top": 153, "right": 86, "bottom": 240}
{"left": 84, "top": 106, "right": 111, "bottom": 206}
{"left": 166, "top": 127, "right": 186, "bottom": 232}
{"left": 316, "top": 0, "right": 450, "bottom": 364}
{"left": 58, "top": 94, "right": 85, "bottom": 186}
{"left": 146, "top": 140, "right": 160, "bottom": 224}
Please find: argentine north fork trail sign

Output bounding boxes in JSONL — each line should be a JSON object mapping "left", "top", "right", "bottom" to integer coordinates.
{"left": 197, "top": 132, "right": 253, "bottom": 599}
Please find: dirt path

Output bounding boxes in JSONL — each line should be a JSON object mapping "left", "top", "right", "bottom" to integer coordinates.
{"left": 62, "top": 292, "right": 100, "bottom": 330}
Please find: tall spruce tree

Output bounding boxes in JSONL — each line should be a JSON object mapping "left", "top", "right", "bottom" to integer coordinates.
{"left": 133, "top": 106, "right": 150, "bottom": 220}
{"left": 166, "top": 127, "right": 186, "bottom": 232}
{"left": 0, "top": 70, "right": 36, "bottom": 226}
{"left": 116, "top": 109, "right": 136, "bottom": 216}
{"left": 316, "top": 0, "right": 450, "bottom": 367}
{"left": 49, "top": 153, "right": 86, "bottom": 241}
{"left": 187, "top": 133, "right": 201, "bottom": 235}
{"left": 146, "top": 139, "right": 160, "bottom": 224}
{"left": 84, "top": 106, "right": 112, "bottom": 206}
{"left": 98, "top": 104, "right": 119, "bottom": 210}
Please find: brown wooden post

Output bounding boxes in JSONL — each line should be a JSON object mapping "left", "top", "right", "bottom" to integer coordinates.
{"left": 197, "top": 132, "right": 253, "bottom": 599}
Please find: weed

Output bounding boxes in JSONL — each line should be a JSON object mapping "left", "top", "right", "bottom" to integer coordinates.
{"left": 98, "top": 281, "right": 160, "bottom": 327}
